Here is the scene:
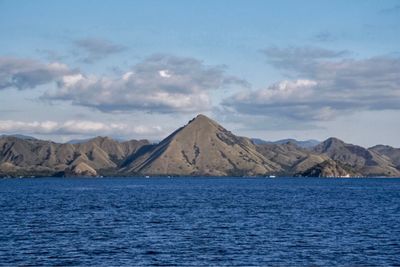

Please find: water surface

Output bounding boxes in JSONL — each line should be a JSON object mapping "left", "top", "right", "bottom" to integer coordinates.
{"left": 0, "top": 177, "right": 399, "bottom": 266}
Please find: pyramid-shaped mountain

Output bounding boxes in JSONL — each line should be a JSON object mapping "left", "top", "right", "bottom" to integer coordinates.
{"left": 121, "top": 114, "right": 280, "bottom": 176}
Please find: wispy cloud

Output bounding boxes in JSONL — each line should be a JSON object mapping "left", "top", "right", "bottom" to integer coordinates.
{"left": 261, "top": 46, "right": 349, "bottom": 72}
{"left": 379, "top": 5, "right": 400, "bottom": 14}
{"left": 74, "top": 38, "right": 127, "bottom": 63}
{"left": 312, "top": 31, "right": 337, "bottom": 42}
{"left": 0, "top": 119, "right": 163, "bottom": 138}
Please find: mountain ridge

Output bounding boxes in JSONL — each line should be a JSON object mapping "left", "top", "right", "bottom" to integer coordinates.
{"left": 1, "top": 114, "right": 399, "bottom": 177}
{"left": 252, "top": 138, "right": 320, "bottom": 149}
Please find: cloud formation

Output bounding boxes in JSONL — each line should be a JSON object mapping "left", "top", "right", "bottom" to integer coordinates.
{"left": 0, "top": 57, "right": 72, "bottom": 90}
{"left": 74, "top": 38, "right": 127, "bottom": 63}
{"left": 312, "top": 31, "right": 337, "bottom": 42}
{"left": 223, "top": 46, "right": 400, "bottom": 122}
{"left": 380, "top": 4, "right": 400, "bottom": 14}
{"left": 0, "top": 119, "right": 162, "bottom": 137}
{"left": 44, "top": 54, "right": 248, "bottom": 113}
{"left": 262, "top": 46, "right": 349, "bottom": 72}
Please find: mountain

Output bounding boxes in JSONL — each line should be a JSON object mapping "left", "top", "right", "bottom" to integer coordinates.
{"left": 1, "top": 115, "right": 399, "bottom": 178}
{"left": 0, "top": 134, "right": 37, "bottom": 140}
{"left": 313, "top": 138, "right": 400, "bottom": 177}
{"left": 298, "top": 159, "right": 354, "bottom": 178}
{"left": 0, "top": 135, "right": 149, "bottom": 177}
{"left": 255, "top": 142, "right": 329, "bottom": 174}
{"left": 66, "top": 138, "right": 92, "bottom": 144}
{"left": 252, "top": 138, "right": 320, "bottom": 149}
{"left": 121, "top": 115, "right": 280, "bottom": 176}
{"left": 369, "top": 145, "right": 400, "bottom": 169}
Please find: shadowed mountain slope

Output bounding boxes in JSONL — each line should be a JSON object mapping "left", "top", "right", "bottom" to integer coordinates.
{"left": 252, "top": 138, "right": 320, "bottom": 149}
{"left": 298, "top": 159, "right": 357, "bottom": 177}
{"left": 255, "top": 141, "right": 329, "bottom": 173}
{"left": 370, "top": 145, "right": 400, "bottom": 170}
{"left": 313, "top": 138, "right": 400, "bottom": 176}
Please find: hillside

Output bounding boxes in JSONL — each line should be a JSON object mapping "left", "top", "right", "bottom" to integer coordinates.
{"left": 0, "top": 115, "right": 399, "bottom": 177}
{"left": 121, "top": 115, "right": 280, "bottom": 176}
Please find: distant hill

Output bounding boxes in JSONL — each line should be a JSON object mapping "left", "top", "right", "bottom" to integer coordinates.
{"left": 66, "top": 138, "right": 92, "bottom": 144}
{"left": 255, "top": 141, "right": 329, "bottom": 175}
{"left": 0, "top": 134, "right": 37, "bottom": 140}
{"left": 0, "top": 135, "right": 149, "bottom": 177}
{"left": 369, "top": 145, "right": 400, "bottom": 170}
{"left": 1, "top": 115, "right": 399, "bottom": 177}
{"left": 313, "top": 138, "right": 400, "bottom": 177}
{"left": 252, "top": 138, "right": 320, "bottom": 149}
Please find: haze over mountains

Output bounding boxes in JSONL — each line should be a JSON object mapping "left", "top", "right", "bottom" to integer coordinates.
{"left": 1, "top": 115, "right": 399, "bottom": 178}
{"left": 251, "top": 138, "right": 320, "bottom": 149}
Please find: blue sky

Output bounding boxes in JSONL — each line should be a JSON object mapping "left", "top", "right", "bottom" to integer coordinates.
{"left": 0, "top": 0, "right": 399, "bottom": 146}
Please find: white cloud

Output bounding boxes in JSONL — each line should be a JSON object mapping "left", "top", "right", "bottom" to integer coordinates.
{"left": 159, "top": 70, "right": 172, "bottom": 78}
{"left": 223, "top": 47, "right": 400, "bottom": 123}
{"left": 0, "top": 120, "right": 163, "bottom": 137}
{"left": 0, "top": 57, "right": 73, "bottom": 90}
{"left": 43, "top": 54, "right": 248, "bottom": 114}
{"left": 122, "top": 71, "right": 134, "bottom": 81}
{"left": 0, "top": 54, "right": 248, "bottom": 114}
{"left": 61, "top": 74, "right": 84, "bottom": 87}
{"left": 0, "top": 120, "right": 59, "bottom": 133}
{"left": 253, "top": 79, "right": 317, "bottom": 101}
{"left": 74, "top": 38, "right": 127, "bottom": 63}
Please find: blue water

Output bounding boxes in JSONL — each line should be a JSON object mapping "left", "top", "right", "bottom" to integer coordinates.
{"left": 0, "top": 178, "right": 399, "bottom": 266}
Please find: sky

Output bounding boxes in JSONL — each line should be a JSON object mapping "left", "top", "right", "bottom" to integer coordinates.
{"left": 0, "top": 0, "right": 399, "bottom": 147}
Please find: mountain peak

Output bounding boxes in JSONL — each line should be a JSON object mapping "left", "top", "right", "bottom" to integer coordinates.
{"left": 183, "top": 114, "right": 221, "bottom": 133}
{"left": 196, "top": 114, "right": 208, "bottom": 119}
{"left": 188, "top": 114, "right": 215, "bottom": 125}
{"left": 313, "top": 137, "right": 345, "bottom": 154}
{"left": 122, "top": 114, "right": 280, "bottom": 176}
{"left": 321, "top": 137, "right": 345, "bottom": 147}
{"left": 325, "top": 137, "right": 345, "bottom": 144}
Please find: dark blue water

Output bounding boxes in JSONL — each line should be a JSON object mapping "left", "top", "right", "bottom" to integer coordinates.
{"left": 0, "top": 178, "right": 399, "bottom": 266}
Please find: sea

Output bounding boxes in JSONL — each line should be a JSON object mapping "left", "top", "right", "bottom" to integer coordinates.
{"left": 0, "top": 177, "right": 399, "bottom": 266}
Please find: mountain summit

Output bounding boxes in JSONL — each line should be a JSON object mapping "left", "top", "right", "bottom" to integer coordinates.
{"left": 121, "top": 114, "right": 280, "bottom": 176}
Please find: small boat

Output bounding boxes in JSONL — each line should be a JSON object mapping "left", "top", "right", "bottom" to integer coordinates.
{"left": 145, "top": 175, "right": 150, "bottom": 179}
{"left": 268, "top": 175, "right": 276, "bottom": 178}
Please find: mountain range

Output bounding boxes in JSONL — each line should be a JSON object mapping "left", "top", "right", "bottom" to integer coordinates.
{"left": 251, "top": 138, "right": 320, "bottom": 149}
{"left": 1, "top": 114, "right": 399, "bottom": 178}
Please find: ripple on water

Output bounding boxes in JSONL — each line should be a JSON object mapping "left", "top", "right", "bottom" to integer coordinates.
{"left": 0, "top": 177, "right": 399, "bottom": 266}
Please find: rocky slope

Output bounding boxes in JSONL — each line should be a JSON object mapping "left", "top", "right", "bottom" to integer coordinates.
{"left": 298, "top": 159, "right": 355, "bottom": 178}
{"left": 312, "top": 138, "right": 400, "bottom": 177}
{"left": 255, "top": 141, "right": 329, "bottom": 174}
{"left": 369, "top": 145, "right": 400, "bottom": 169}
{"left": 0, "top": 136, "right": 148, "bottom": 177}
{"left": 121, "top": 115, "right": 280, "bottom": 176}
